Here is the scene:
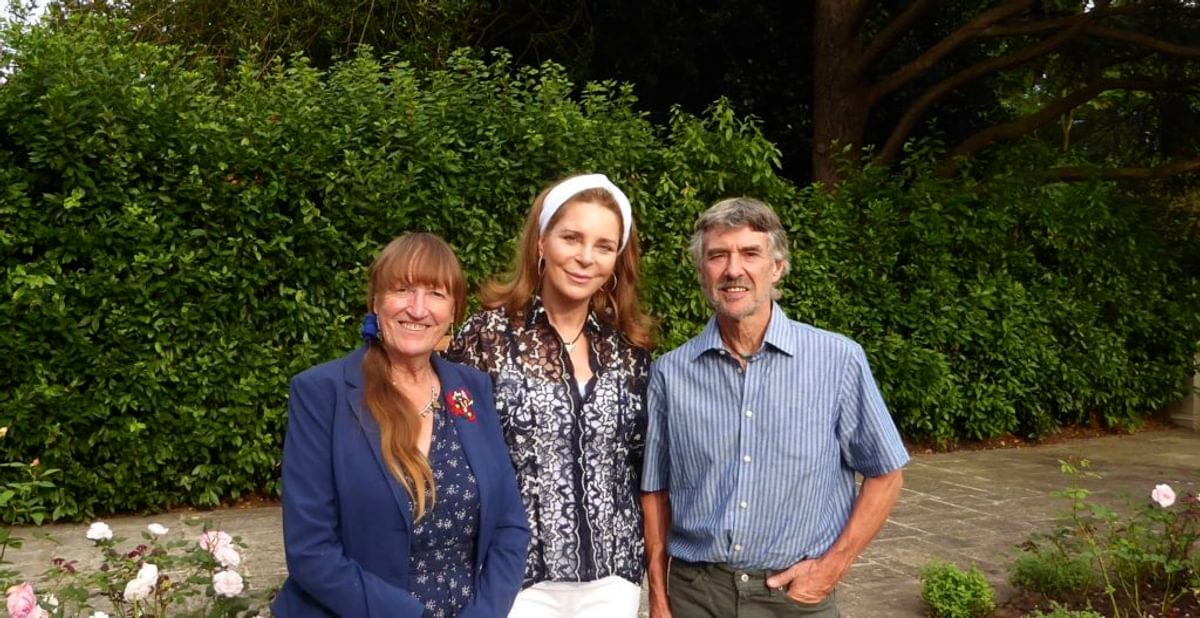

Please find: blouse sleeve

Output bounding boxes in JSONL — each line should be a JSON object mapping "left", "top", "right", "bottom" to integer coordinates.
{"left": 446, "top": 311, "right": 494, "bottom": 373}
{"left": 627, "top": 346, "right": 651, "bottom": 479}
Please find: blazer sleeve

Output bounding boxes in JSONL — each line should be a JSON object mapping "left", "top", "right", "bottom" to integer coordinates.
{"left": 280, "top": 373, "right": 426, "bottom": 618}
{"left": 459, "top": 372, "right": 530, "bottom": 618}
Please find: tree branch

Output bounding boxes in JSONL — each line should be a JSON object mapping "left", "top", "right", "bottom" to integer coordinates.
{"left": 869, "top": 0, "right": 1035, "bottom": 102}
{"left": 979, "top": 3, "right": 1149, "bottom": 37}
{"left": 844, "top": 0, "right": 873, "bottom": 44}
{"left": 940, "top": 78, "right": 1176, "bottom": 175}
{"left": 857, "top": 0, "right": 939, "bottom": 77}
{"left": 1085, "top": 23, "right": 1200, "bottom": 58}
{"left": 877, "top": 18, "right": 1091, "bottom": 163}
{"left": 1051, "top": 159, "right": 1200, "bottom": 181}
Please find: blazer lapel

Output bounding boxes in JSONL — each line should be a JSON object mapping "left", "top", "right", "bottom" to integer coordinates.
{"left": 433, "top": 354, "right": 493, "bottom": 563}
{"left": 345, "top": 347, "right": 415, "bottom": 530}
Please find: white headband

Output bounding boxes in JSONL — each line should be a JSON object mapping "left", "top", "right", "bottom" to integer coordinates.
{"left": 539, "top": 174, "right": 633, "bottom": 251}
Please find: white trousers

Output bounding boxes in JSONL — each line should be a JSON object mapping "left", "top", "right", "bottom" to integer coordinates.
{"left": 508, "top": 575, "right": 641, "bottom": 618}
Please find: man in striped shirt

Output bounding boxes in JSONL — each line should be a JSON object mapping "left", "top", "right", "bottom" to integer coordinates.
{"left": 642, "top": 198, "right": 910, "bottom": 617}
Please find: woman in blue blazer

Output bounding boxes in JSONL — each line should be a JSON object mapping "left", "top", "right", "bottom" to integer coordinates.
{"left": 272, "top": 233, "right": 530, "bottom": 617}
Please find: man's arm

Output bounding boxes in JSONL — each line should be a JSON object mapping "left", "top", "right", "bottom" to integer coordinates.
{"left": 642, "top": 490, "right": 672, "bottom": 618}
{"left": 765, "top": 469, "right": 904, "bottom": 603}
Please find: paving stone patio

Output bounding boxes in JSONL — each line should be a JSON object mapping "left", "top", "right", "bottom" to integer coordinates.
{"left": 5, "top": 427, "right": 1197, "bottom": 616}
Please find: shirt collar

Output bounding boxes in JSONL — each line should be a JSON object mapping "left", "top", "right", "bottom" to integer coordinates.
{"left": 525, "top": 294, "right": 603, "bottom": 334}
{"left": 689, "top": 302, "right": 795, "bottom": 361}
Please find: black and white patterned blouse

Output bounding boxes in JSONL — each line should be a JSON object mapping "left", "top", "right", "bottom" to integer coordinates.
{"left": 447, "top": 297, "right": 649, "bottom": 587}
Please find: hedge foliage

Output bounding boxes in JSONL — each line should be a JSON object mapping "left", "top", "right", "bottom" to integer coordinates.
{"left": 785, "top": 148, "right": 1200, "bottom": 442}
{"left": 0, "top": 18, "right": 793, "bottom": 520}
{"left": 1, "top": 18, "right": 1197, "bottom": 520}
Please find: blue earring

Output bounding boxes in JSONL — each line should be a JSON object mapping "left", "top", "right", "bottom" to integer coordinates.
{"left": 361, "top": 313, "right": 379, "bottom": 344}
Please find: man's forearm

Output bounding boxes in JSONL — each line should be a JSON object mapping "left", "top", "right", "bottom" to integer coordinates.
{"left": 820, "top": 469, "right": 904, "bottom": 578}
{"left": 642, "top": 490, "right": 672, "bottom": 611}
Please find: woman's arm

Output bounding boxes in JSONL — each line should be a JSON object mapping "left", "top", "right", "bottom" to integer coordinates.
{"left": 280, "top": 374, "right": 426, "bottom": 617}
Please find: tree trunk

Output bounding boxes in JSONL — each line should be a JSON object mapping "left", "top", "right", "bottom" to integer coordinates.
{"left": 812, "top": 0, "right": 870, "bottom": 187}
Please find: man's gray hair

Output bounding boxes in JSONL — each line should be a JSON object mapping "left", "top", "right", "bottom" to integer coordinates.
{"left": 688, "top": 198, "right": 790, "bottom": 293}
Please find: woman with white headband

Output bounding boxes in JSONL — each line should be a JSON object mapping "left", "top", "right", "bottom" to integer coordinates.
{"left": 448, "top": 174, "right": 655, "bottom": 617}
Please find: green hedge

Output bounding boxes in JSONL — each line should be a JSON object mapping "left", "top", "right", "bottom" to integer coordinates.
{"left": 0, "top": 18, "right": 792, "bottom": 520}
{"left": 783, "top": 148, "right": 1200, "bottom": 442}
{"left": 1, "top": 18, "right": 1197, "bottom": 520}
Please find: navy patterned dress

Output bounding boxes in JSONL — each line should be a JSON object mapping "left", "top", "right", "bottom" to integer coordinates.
{"left": 408, "top": 402, "right": 481, "bottom": 618}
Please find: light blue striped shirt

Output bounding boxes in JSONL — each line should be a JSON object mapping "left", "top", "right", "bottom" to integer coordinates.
{"left": 642, "top": 303, "right": 909, "bottom": 570}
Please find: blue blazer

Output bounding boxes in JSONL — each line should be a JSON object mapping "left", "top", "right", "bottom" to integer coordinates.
{"left": 272, "top": 348, "right": 530, "bottom": 617}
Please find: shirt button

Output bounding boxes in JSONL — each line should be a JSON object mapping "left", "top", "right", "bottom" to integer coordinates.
{"left": 733, "top": 544, "right": 743, "bottom": 552}
{"left": 745, "top": 410, "right": 753, "bottom": 417}
{"left": 743, "top": 455, "right": 752, "bottom": 463}
{"left": 740, "top": 573, "right": 749, "bottom": 582}
{"left": 739, "top": 500, "right": 749, "bottom": 509}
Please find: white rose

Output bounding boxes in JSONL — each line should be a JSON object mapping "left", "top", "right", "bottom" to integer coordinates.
{"left": 1151, "top": 483, "right": 1176, "bottom": 508}
{"left": 123, "top": 577, "right": 153, "bottom": 602}
{"left": 213, "top": 545, "right": 242, "bottom": 569}
{"left": 198, "top": 530, "right": 233, "bottom": 553}
{"left": 89, "top": 613, "right": 110, "bottom": 618}
{"left": 211, "top": 570, "right": 244, "bottom": 598}
{"left": 85, "top": 522, "right": 113, "bottom": 542}
{"left": 136, "top": 563, "right": 159, "bottom": 585}
{"left": 147, "top": 523, "right": 169, "bottom": 536}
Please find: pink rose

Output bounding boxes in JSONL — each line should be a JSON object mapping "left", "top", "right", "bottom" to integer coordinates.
{"left": 212, "top": 570, "right": 244, "bottom": 597}
{"left": 1151, "top": 483, "right": 1176, "bottom": 508}
{"left": 6, "top": 583, "right": 37, "bottom": 618}
{"left": 213, "top": 545, "right": 242, "bottom": 569}
{"left": 198, "top": 530, "right": 233, "bottom": 553}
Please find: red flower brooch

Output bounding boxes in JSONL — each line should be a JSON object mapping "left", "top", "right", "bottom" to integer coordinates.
{"left": 445, "top": 388, "right": 477, "bottom": 423}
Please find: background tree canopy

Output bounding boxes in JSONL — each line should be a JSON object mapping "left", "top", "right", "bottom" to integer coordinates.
{"left": 0, "top": 5, "right": 1197, "bottom": 520}
{"left": 49, "top": 0, "right": 1200, "bottom": 186}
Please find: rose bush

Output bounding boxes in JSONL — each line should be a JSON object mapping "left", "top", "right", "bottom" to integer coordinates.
{"left": 1008, "top": 459, "right": 1200, "bottom": 617}
{"left": 1, "top": 521, "right": 268, "bottom": 617}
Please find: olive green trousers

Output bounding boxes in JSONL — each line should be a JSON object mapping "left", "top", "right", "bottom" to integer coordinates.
{"left": 668, "top": 559, "right": 840, "bottom": 618}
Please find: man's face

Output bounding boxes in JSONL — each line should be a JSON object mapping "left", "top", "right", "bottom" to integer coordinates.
{"left": 699, "top": 225, "right": 783, "bottom": 323}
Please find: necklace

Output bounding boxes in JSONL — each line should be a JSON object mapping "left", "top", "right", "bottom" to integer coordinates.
{"left": 417, "top": 381, "right": 438, "bottom": 418}
{"left": 393, "top": 370, "right": 439, "bottom": 418}
{"left": 719, "top": 331, "right": 758, "bottom": 361}
{"left": 561, "top": 325, "right": 586, "bottom": 353}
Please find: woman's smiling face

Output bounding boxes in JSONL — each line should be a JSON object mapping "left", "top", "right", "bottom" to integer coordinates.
{"left": 538, "top": 199, "right": 622, "bottom": 306}
{"left": 373, "top": 281, "right": 455, "bottom": 360}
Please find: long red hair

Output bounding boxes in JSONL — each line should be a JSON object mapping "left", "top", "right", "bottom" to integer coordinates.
{"left": 362, "top": 233, "right": 466, "bottom": 521}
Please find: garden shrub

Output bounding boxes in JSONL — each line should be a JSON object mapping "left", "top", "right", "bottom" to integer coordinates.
{"left": 1009, "top": 545, "right": 1094, "bottom": 596}
{"left": 919, "top": 559, "right": 997, "bottom": 618}
{"left": 1, "top": 15, "right": 1197, "bottom": 519}
{"left": 1027, "top": 603, "right": 1104, "bottom": 618}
